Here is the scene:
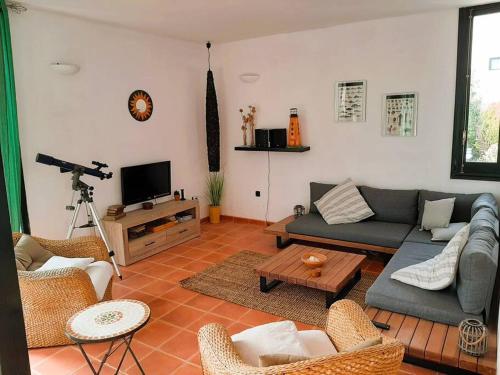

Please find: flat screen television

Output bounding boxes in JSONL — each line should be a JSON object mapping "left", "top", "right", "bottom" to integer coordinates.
{"left": 121, "top": 161, "right": 171, "bottom": 205}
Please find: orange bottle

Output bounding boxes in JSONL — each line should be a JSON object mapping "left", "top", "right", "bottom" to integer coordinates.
{"left": 288, "top": 108, "right": 301, "bottom": 147}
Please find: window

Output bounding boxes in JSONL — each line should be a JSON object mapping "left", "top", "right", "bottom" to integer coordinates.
{"left": 451, "top": 3, "right": 500, "bottom": 180}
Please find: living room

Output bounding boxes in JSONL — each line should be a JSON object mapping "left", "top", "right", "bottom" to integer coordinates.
{"left": 0, "top": 0, "right": 499, "bottom": 374}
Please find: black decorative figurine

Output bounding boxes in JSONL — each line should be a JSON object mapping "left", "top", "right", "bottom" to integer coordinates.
{"left": 205, "top": 41, "right": 220, "bottom": 172}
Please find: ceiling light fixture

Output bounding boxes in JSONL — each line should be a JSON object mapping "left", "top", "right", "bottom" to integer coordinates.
{"left": 50, "top": 62, "right": 80, "bottom": 75}
{"left": 239, "top": 73, "right": 260, "bottom": 83}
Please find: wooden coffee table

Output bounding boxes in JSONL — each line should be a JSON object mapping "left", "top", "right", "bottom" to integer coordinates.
{"left": 255, "top": 244, "right": 366, "bottom": 308}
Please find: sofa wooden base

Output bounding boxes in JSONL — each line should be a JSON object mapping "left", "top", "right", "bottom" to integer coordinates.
{"left": 365, "top": 306, "right": 496, "bottom": 375}
{"left": 265, "top": 216, "right": 398, "bottom": 255}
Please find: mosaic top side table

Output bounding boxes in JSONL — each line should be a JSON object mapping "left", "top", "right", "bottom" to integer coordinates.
{"left": 66, "top": 299, "right": 150, "bottom": 375}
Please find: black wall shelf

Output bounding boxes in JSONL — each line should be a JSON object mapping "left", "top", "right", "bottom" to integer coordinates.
{"left": 234, "top": 146, "right": 310, "bottom": 153}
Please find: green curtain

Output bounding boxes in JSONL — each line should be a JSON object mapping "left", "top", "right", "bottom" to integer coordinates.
{"left": 0, "top": 1, "right": 23, "bottom": 232}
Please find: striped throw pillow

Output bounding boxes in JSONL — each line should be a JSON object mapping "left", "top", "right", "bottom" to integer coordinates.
{"left": 391, "top": 224, "right": 470, "bottom": 290}
{"left": 314, "top": 179, "right": 374, "bottom": 224}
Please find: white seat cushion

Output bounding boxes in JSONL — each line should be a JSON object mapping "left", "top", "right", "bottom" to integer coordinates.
{"left": 85, "top": 261, "right": 113, "bottom": 301}
{"left": 431, "top": 222, "right": 467, "bottom": 241}
{"left": 231, "top": 321, "right": 309, "bottom": 367}
{"left": 297, "top": 330, "right": 338, "bottom": 356}
{"left": 35, "top": 255, "right": 94, "bottom": 272}
{"left": 391, "top": 224, "right": 470, "bottom": 290}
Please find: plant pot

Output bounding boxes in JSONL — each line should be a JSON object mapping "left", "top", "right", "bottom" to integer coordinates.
{"left": 209, "top": 205, "right": 221, "bottom": 224}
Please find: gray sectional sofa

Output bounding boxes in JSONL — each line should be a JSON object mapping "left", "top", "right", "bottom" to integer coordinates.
{"left": 286, "top": 182, "right": 499, "bottom": 326}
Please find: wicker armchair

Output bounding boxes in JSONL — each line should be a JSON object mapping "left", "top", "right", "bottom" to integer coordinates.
{"left": 13, "top": 233, "right": 113, "bottom": 348}
{"left": 198, "top": 300, "right": 405, "bottom": 375}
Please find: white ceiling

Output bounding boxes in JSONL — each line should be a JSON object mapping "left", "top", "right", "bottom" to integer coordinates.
{"left": 18, "top": 0, "right": 490, "bottom": 43}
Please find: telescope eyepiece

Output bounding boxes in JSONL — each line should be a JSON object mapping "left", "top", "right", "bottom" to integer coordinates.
{"left": 92, "top": 161, "right": 108, "bottom": 168}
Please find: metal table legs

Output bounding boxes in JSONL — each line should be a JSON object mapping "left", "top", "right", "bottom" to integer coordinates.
{"left": 76, "top": 333, "right": 145, "bottom": 375}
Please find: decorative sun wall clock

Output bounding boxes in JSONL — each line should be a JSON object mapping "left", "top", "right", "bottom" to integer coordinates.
{"left": 128, "top": 90, "right": 153, "bottom": 121}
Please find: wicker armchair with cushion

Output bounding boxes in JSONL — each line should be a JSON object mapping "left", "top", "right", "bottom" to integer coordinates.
{"left": 13, "top": 233, "right": 113, "bottom": 348}
{"left": 198, "top": 300, "right": 404, "bottom": 375}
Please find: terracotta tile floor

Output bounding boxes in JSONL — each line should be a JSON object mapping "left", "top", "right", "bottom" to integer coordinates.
{"left": 29, "top": 219, "right": 441, "bottom": 375}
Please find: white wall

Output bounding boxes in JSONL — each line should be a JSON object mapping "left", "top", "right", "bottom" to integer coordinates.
{"left": 10, "top": 8, "right": 500, "bottom": 235}
{"left": 215, "top": 10, "right": 499, "bottom": 222}
{"left": 10, "top": 9, "right": 208, "bottom": 238}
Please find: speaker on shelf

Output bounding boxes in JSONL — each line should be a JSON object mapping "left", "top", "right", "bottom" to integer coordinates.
{"left": 255, "top": 129, "right": 269, "bottom": 148}
{"left": 269, "top": 128, "right": 287, "bottom": 148}
{"left": 255, "top": 128, "right": 287, "bottom": 148}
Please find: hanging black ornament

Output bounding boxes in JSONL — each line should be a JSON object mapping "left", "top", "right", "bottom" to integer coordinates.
{"left": 205, "top": 42, "right": 220, "bottom": 172}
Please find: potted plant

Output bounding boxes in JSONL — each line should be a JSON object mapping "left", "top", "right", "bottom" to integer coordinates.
{"left": 207, "top": 172, "right": 224, "bottom": 224}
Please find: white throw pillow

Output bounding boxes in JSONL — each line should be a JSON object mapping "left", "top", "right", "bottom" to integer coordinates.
{"left": 297, "top": 330, "right": 338, "bottom": 357}
{"left": 231, "top": 321, "right": 309, "bottom": 367}
{"left": 314, "top": 178, "right": 374, "bottom": 225}
{"left": 420, "top": 198, "right": 455, "bottom": 230}
{"left": 85, "top": 261, "right": 114, "bottom": 301}
{"left": 35, "top": 256, "right": 94, "bottom": 272}
{"left": 391, "top": 224, "right": 470, "bottom": 290}
{"left": 431, "top": 222, "right": 468, "bottom": 241}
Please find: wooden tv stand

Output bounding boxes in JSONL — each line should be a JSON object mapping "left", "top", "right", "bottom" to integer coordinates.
{"left": 102, "top": 200, "right": 200, "bottom": 266}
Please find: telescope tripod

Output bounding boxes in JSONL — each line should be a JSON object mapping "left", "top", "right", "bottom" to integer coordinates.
{"left": 67, "top": 170, "right": 122, "bottom": 279}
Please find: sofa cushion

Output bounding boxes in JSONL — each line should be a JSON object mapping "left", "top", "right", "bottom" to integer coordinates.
{"left": 404, "top": 227, "right": 447, "bottom": 245}
{"left": 85, "top": 261, "right": 114, "bottom": 301}
{"left": 15, "top": 235, "right": 54, "bottom": 271}
{"left": 310, "top": 182, "right": 336, "bottom": 214}
{"left": 471, "top": 193, "right": 498, "bottom": 218}
{"left": 390, "top": 225, "right": 470, "bottom": 290}
{"left": 297, "top": 330, "right": 338, "bottom": 357}
{"left": 359, "top": 186, "right": 418, "bottom": 225}
{"left": 286, "top": 213, "right": 412, "bottom": 248}
{"left": 231, "top": 321, "right": 309, "bottom": 367}
{"left": 417, "top": 190, "right": 480, "bottom": 225}
{"left": 469, "top": 206, "right": 499, "bottom": 236}
{"left": 420, "top": 198, "right": 455, "bottom": 230}
{"left": 457, "top": 208, "right": 499, "bottom": 320}
{"left": 35, "top": 256, "right": 94, "bottom": 273}
{"left": 431, "top": 223, "right": 468, "bottom": 241}
{"left": 314, "top": 179, "right": 374, "bottom": 224}
{"left": 365, "top": 241, "right": 482, "bottom": 325}
{"left": 15, "top": 259, "right": 26, "bottom": 271}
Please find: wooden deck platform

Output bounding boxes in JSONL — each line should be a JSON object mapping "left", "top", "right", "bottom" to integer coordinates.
{"left": 365, "top": 306, "right": 497, "bottom": 375}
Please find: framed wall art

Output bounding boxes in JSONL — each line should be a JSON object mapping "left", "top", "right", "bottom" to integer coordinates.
{"left": 382, "top": 92, "right": 418, "bottom": 137}
{"left": 128, "top": 90, "right": 153, "bottom": 122}
{"left": 335, "top": 80, "right": 366, "bottom": 122}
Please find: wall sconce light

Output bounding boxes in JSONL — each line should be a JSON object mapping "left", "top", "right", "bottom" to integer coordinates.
{"left": 239, "top": 73, "right": 260, "bottom": 83}
{"left": 50, "top": 62, "right": 80, "bottom": 75}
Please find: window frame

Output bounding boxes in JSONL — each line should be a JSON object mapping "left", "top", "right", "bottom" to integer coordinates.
{"left": 451, "top": 2, "right": 500, "bottom": 181}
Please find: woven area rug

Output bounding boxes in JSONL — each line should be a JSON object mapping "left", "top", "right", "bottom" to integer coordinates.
{"left": 180, "top": 250, "right": 377, "bottom": 327}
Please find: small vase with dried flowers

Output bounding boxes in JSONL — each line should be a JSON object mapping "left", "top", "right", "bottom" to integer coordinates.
{"left": 239, "top": 108, "right": 248, "bottom": 146}
{"left": 239, "top": 106, "right": 257, "bottom": 147}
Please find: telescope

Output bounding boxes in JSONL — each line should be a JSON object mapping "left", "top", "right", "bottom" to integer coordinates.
{"left": 35, "top": 152, "right": 122, "bottom": 279}
{"left": 36, "top": 153, "right": 113, "bottom": 180}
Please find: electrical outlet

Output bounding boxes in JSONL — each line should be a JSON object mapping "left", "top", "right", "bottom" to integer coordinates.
{"left": 255, "top": 191, "right": 261, "bottom": 197}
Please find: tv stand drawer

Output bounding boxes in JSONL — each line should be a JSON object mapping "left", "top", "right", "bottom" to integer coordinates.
{"left": 166, "top": 221, "right": 196, "bottom": 243}
{"left": 129, "top": 232, "right": 166, "bottom": 256}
